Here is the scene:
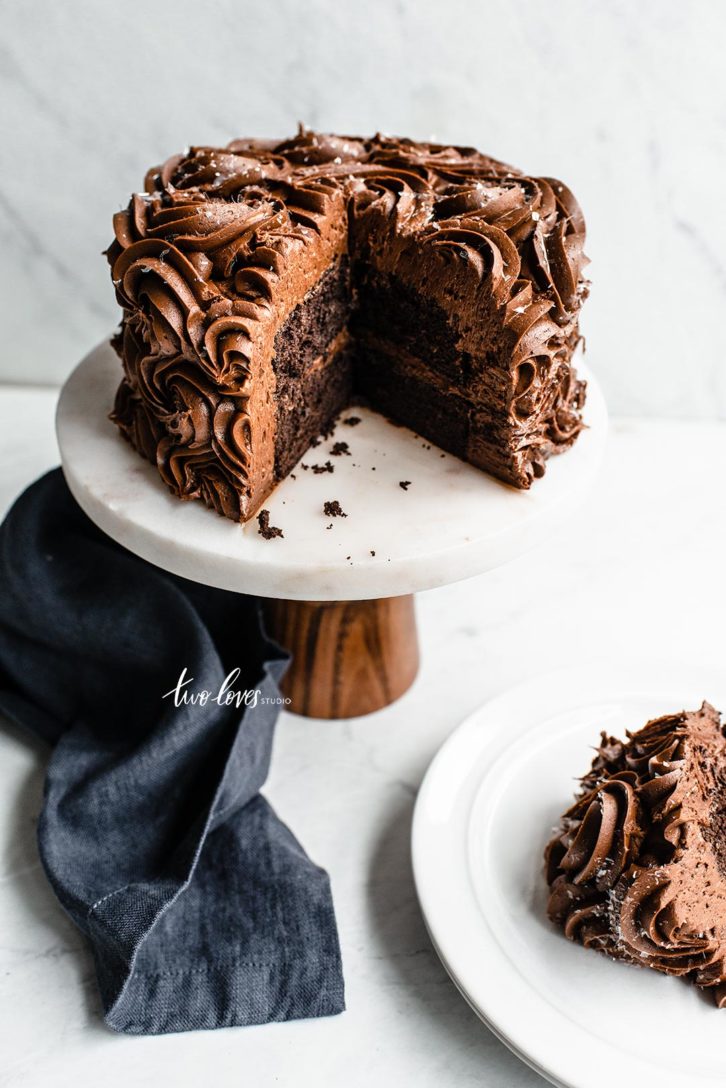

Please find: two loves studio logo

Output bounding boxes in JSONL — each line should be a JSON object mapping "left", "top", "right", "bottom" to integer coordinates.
{"left": 163, "top": 667, "right": 291, "bottom": 709}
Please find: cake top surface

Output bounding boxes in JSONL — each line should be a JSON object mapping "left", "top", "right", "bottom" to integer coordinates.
{"left": 108, "top": 128, "right": 588, "bottom": 385}
{"left": 546, "top": 702, "right": 726, "bottom": 1005}
{"left": 143, "top": 128, "right": 585, "bottom": 318}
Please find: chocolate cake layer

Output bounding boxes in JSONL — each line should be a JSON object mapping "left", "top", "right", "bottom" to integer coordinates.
{"left": 274, "top": 341, "right": 354, "bottom": 479}
{"left": 353, "top": 268, "right": 468, "bottom": 385}
{"left": 355, "top": 342, "right": 470, "bottom": 461}
{"left": 108, "top": 129, "right": 589, "bottom": 522}
{"left": 273, "top": 258, "right": 351, "bottom": 379}
{"left": 545, "top": 703, "right": 726, "bottom": 1007}
{"left": 272, "top": 258, "right": 353, "bottom": 478}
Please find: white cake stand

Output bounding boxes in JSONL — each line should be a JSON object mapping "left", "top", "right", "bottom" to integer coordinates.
{"left": 56, "top": 341, "right": 607, "bottom": 718}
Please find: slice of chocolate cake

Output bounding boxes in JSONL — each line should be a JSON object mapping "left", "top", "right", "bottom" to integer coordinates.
{"left": 545, "top": 702, "right": 726, "bottom": 1006}
{"left": 108, "top": 128, "right": 589, "bottom": 522}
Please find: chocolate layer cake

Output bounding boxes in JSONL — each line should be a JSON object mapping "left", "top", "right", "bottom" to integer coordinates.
{"left": 545, "top": 703, "right": 726, "bottom": 1006}
{"left": 108, "top": 128, "right": 589, "bottom": 522}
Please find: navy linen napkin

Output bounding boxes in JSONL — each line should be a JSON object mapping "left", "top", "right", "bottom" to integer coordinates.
{"left": 0, "top": 469, "right": 344, "bottom": 1034}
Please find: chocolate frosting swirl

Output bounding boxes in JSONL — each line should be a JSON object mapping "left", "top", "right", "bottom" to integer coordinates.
{"left": 545, "top": 703, "right": 726, "bottom": 1006}
{"left": 108, "top": 128, "right": 589, "bottom": 518}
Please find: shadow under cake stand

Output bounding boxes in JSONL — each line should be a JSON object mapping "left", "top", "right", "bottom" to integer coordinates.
{"left": 56, "top": 342, "right": 607, "bottom": 719}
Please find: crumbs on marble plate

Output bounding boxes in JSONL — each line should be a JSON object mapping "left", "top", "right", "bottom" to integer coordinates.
{"left": 257, "top": 510, "right": 283, "bottom": 539}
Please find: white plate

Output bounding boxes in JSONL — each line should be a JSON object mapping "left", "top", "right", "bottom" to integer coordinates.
{"left": 412, "top": 663, "right": 726, "bottom": 1088}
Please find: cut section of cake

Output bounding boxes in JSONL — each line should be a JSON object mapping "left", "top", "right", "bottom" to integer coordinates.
{"left": 108, "top": 128, "right": 589, "bottom": 522}
{"left": 545, "top": 702, "right": 726, "bottom": 1006}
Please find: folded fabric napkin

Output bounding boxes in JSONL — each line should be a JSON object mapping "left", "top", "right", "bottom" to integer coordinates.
{"left": 0, "top": 469, "right": 344, "bottom": 1034}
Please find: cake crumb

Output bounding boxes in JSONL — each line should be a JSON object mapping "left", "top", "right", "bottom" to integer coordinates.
{"left": 370, "top": 550, "right": 376, "bottom": 557}
{"left": 311, "top": 461, "right": 334, "bottom": 474}
{"left": 323, "top": 500, "right": 347, "bottom": 518}
{"left": 310, "top": 436, "right": 321, "bottom": 448}
{"left": 330, "top": 441, "right": 351, "bottom": 457}
{"left": 257, "top": 510, "right": 283, "bottom": 540}
{"left": 344, "top": 416, "right": 361, "bottom": 427}
{"left": 399, "top": 480, "right": 412, "bottom": 491}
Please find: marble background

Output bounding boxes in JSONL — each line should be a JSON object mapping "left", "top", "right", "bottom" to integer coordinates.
{"left": 2, "top": 0, "right": 724, "bottom": 417}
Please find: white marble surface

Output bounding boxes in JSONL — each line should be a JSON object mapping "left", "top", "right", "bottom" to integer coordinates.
{"left": 1, "top": 387, "right": 726, "bottom": 1088}
{"left": 3, "top": 0, "right": 726, "bottom": 419}
{"left": 56, "top": 343, "right": 606, "bottom": 599}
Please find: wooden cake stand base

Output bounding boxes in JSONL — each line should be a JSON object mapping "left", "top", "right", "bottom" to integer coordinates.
{"left": 265, "top": 595, "right": 418, "bottom": 719}
{"left": 56, "top": 342, "right": 607, "bottom": 719}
